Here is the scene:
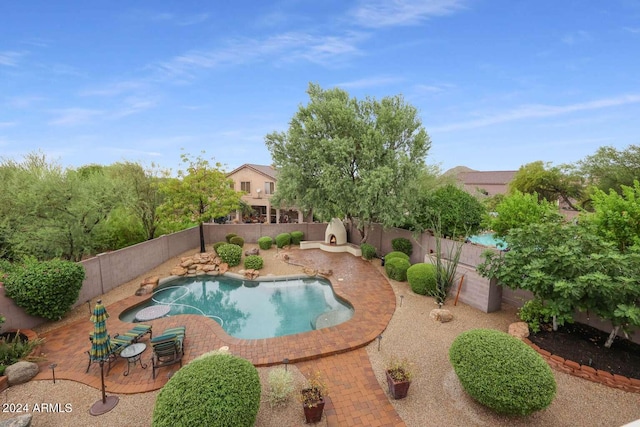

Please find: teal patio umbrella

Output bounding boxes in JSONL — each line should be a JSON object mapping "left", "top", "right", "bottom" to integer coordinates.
{"left": 89, "top": 299, "right": 119, "bottom": 415}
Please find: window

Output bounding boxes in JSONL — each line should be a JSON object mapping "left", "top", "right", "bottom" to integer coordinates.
{"left": 241, "top": 181, "right": 251, "bottom": 193}
{"left": 265, "top": 182, "right": 274, "bottom": 195}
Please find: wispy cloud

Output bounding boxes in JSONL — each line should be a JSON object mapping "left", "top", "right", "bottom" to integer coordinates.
{"left": 178, "top": 13, "right": 209, "bottom": 26}
{"left": 336, "top": 76, "right": 404, "bottom": 89}
{"left": 80, "top": 81, "right": 146, "bottom": 97}
{"left": 350, "top": 0, "right": 467, "bottom": 28}
{"left": 561, "top": 30, "right": 592, "bottom": 45}
{"left": 111, "top": 96, "right": 158, "bottom": 118}
{"left": 413, "top": 83, "right": 454, "bottom": 94}
{"left": 48, "top": 108, "right": 104, "bottom": 126}
{"left": 6, "top": 96, "right": 46, "bottom": 109}
{"left": 0, "top": 122, "right": 17, "bottom": 128}
{"left": 432, "top": 94, "right": 640, "bottom": 132}
{"left": 0, "top": 51, "right": 26, "bottom": 67}
{"left": 623, "top": 27, "right": 640, "bottom": 34}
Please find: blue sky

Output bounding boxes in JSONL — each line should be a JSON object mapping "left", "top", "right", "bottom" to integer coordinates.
{"left": 2, "top": 1, "right": 640, "bottom": 174}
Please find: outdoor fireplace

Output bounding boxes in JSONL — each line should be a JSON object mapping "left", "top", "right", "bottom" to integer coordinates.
{"left": 324, "top": 218, "right": 347, "bottom": 245}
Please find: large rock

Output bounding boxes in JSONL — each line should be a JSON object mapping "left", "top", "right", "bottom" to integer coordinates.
{"left": 508, "top": 322, "right": 530, "bottom": 339}
{"left": 5, "top": 361, "right": 39, "bottom": 386}
{"left": 0, "top": 414, "right": 32, "bottom": 427}
{"left": 245, "top": 248, "right": 260, "bottom": 256}
{"left": 429, "top": 309, "right": 453, "bottom": 323}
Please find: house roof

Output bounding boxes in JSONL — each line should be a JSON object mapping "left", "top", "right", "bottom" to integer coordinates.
{"left": 227, "top": 164, "right": 278, "bottom": 180}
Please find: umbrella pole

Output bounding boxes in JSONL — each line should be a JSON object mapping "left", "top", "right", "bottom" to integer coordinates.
{"left": 89, "top": 360, "right": 119, "bottom": 416}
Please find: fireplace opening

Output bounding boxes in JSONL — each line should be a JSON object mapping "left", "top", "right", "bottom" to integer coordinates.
{"left": 329, "top": 235, "right": 337, "bottom": 245}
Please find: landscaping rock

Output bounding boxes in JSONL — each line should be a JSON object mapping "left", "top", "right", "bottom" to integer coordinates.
{"left": 0, "top": 414, "right": 32, "bottom": 427}
{"left": 135, "top": 284, "right": 154, "bottom": 296}
{"left": 317, "top": 269, "right": 333, "bottom": 277}
{"left": 429, "top": 309, "right": 453, "bottom": 323}
{"left": 243, "top": 269, "right": 259, "bottom": 279}
{"left": 303, "top": 267, "right": 317, "bottom": 276}
{"left": 141, "top": 276, "right": 160, "bottom": 287}
{"left": 5, "top": 361, "right": 39, "bottom": 386}
{"left": 170, "top": 267, "right": 187, "bottom": 276}
{"left": 508, "top": 322, "right": 530, "bottom": 339}
{"left": 245, "top": 248, "right": 260, "bottom": 256}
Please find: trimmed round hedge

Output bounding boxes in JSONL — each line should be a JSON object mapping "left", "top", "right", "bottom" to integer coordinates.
{"left": 152, "top": 353, "right": 261, "bottom": 427}
{"left": 360, "top": 243, "right": 376, "bottom": 260}
{"left": 275, "top": 233, "right": 291, "bottom": 248}
{"left": 257, "top": 236, "right": 273, "bottom": 250}
{"left": 225, "top": 233, "right": 238, "bottom": 243}
{"left": 229, "top": 236, "right": 245, "bottom": 247}
{"left": 290, "top": 231, "right": 304, "bottom": 245}
{"left": 384, "top": 257, "right": 411, "bottom": 282}
{"left": 244, "top": 255, "right": 264, "bottom": 270}
{"left": 216, "top": 243, "right": 242, "bottom": 267}
{"left": 449, "top": 329, "right": 556, "bottom": 416}
{"left": 391, "top": 237, "right": 413, "bottom": 256}
{"left": 213, "top": 241, "right": 227, "bottom": 253}
{"left": 407, "top": 263, "right": 437, "bottom": 295}
{"left": 384, "top": 251, "right": 410, "bottom": 262}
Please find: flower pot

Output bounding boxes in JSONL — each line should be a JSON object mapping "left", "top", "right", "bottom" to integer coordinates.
{"left": 386, "top": 370, "right": 411, "bottom": 399}
{"left": 301, "top": 388, "right": 325, "bottom": 423}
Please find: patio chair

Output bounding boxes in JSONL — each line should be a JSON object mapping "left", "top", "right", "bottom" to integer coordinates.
{"left": 150, "top": 326, "right": 186, "bottom": 379}
{"left": 86, "top": 332, "right": 134, "bottom": 373}
{"left": 120, "top": 324, "right": 153, "bottom": 342}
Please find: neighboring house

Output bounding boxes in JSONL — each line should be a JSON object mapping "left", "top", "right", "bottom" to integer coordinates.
{"left": 445, "top": 166, "right": 517, "bottom": 197}
{"left": 226, "top": 164, "right": 303, "bottom": 223}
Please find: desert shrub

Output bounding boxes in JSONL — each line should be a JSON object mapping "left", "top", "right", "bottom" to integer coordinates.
{"left": 213, "top": 241, "right": 227, "bottom": 253}
{"left": 257, "top": 236, "right": 273, "bottom": 250}
{"left": 4, "top": 259, "right": 85, "bottom": 320}
{"left": 216, "top": 244, "right": 243, "bottom": 267}
{"left": 152, "top": 353, "right": 260, "bottom": 427}
{"left": 449, "top": 329, "right": 556, "bottom": 416}
{"left": 275, "top": 233, "right": 291, "bottom": 248}
{"left": 0, "top": 333, "right": 45, "bottom": 366}
{"left": 407, "top": 263, "right": 437, "bottom": 295}
{"left": 267, "top": 367, "right": 294, "bottom": 408}
{"left": 229, "top": 236, "right": 245, "bottom": 247}
{"left": 244, "top": 255, "right": 264, "bottom": 270}
{"left": 360, "top": 243, "right": 376, "bottom": 260}
{"left": 290, "top": 231, "right": 304, "bottom": 245}
{"left": 225, "top": 233, "right": 238, "bottom": 243}
{"left": 384, "top": 251, "right": 410, "bottom": 262}
{"left": 391, "top": 237, "right": 413, "bottom": 257}
{"left": 384, "top": 257, "right": 411, "bottom": 282}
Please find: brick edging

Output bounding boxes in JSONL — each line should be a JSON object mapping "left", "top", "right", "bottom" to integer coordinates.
{"left": 523, "top": 338, "right": 640, "bottom": 393}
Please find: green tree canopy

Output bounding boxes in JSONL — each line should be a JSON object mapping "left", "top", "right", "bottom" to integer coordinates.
{"left": 577, "top": 144, "right": 640, "bottom": 194}
{"left": 265, "top": 83, "right": 431, "bottom": 242}
{"left": 486, "top": 191, "right": 562, "bottom": 237}
{"left": 158, "top": 152, "right": 241, "bottom": 252}
{"left": 509, "top": 161, "right": 584, "bottom": 210}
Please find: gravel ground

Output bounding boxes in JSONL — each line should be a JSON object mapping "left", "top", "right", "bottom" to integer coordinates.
{"left": 2, "top": 246, "right": 639, "bottom": 426}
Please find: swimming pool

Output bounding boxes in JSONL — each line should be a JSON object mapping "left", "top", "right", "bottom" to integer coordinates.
{"left": 467, "top": 233, "right": 507, "bottom": 249}
{"left": 119, "top": 275, "right": 354, "bottom": 339}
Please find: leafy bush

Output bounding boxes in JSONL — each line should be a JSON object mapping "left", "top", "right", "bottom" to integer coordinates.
{"left": 267, "top": 367, "right": 294, "bottom": 408}
{"left": 392, "top": 237, "right": 413, "bottom": 257}
{"left": 384, "top": 251, "right": 410, "bottom": 262}
{"left": 257, "top": 236, "right": 273, "bottom": 250}
{"left": 244, "top": 255, "right": 264, "bottom": 270}
{"left": 229, "top": 236, "right": 245, "bottom": 247}
{"left": 4, "top": 259, "right": 85, "bottom": 320}
{"left": 275, "top": 233, "right": 291, "bottom": 248}
{"left": 290, "top": 231, "right": 304, "bottom": 245}
{"left": 225, "top": 233, "right": 238, "bottom": 243}
{"left": 0, "top": 333, "right": 45, "bottom": 366}
{"left": 152, "top": 353, "right": 261, "bottom": 427}
{"left": 213, "top": 241, "right": 227, "bottom": 253}
{"left": 216, "top": 244, "right": 243, "bottom": 267}
{"left": 384, "top": 257, "right": 411, "bottom": 282}
{"left": 407, "top": 263, "right": 437, "bottom": 295}
{"left": 449, "top": 329, "right": 556, "bottom": 416}
{"left": 360, "top": 243, "right": 376, "bottom": 260}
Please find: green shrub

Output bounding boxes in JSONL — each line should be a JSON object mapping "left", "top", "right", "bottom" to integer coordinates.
{"left": 449, "top": 329, "right": 556, "bottom": 416}
{"left": 229, "top": 236, "right": 245, "bottom": 247}
{"left": 213, "top": 241, "right": 227, "bottom": 253}
{"left": 152, "top": 353, "right": 260, "bottom": 427}
{"left": 225, "top": 233, "right": 238, "bottom": 243}
{"left": 4, "top": 259, "right": 85, "bottom": 320}
{"left": 384, "top": 257, "right": 411, "bottom": 282}
{"left": 392, "top": 237, "right": 413, "bottom": 256}
{"left": 267, "top": 367, "right": 294, "bottom": 408}
{"left": 0, "top": 333, "right": 45, "bottom": 366}
{"left": 290, "top": 231, "right": 304, "bottom": 245}
{"left": 360, "top": 243, "right": 376, "bottom": 260}
{"left": 257, "top": 236, "right": 273, "bottom": 250}
{"left": 244, "top": 255, "right": 264, "bottom": 270}
{"left": 384, "top": 251, "right": 410, "bottom": 262}
{"left": 407, "top": 263, "right": 437, "bottom": 295}
{"left": 275, "top": 233, "right": 291, "bottom": 248}
{"left": 216, "top": 244, "right": 243, "bottom": 267}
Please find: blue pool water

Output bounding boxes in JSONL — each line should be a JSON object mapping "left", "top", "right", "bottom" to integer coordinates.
{"left": 119, "top": 276, "right": 353, "bottom": 339}
{"left": 467, "top": 233, "right": 507, "bottom": 249}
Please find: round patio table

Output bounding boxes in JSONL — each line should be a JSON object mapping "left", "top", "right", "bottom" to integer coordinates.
{"left": 134, "top": 305, "right": 170, "bottom": 322}
{"left": 120, "top": 343, "right": 147, "bottom": 376}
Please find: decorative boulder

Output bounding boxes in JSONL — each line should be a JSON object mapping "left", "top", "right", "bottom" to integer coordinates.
{"left": 5, "top": 361, "right": 39, "bottom": 386}
{"left": 135, "top": 284, "right": 155, "bottom": 296}
{"left": 245, "top": 248, "right": 260, "bottom": 256}
{"left": 318, "top": 269, "right": 333, "bottom": 277}
{"left": 0, "top": 413, "right": 32, "bottom": 427}
{"left": 429, "top": 309, "right": 453, "bottom": 323}
{"left": 508, "top": 322, "right": 530, "bottom": 339}
{"left": 303, "top": 267, "right": 317, "bottom": 276}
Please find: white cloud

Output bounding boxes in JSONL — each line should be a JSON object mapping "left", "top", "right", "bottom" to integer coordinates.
{"left": 350, "top": 0, "right": 467, "bottom": 28}
{"left": 432, "top": 94, "right": 640, "bottom": 132}
{"left": 178, "top": 14, "right": 209, "bottom": 26}
{"left": 7, "top": 96, "right": 45, "bottom": 108}
{"left": 623, "top": 27, "right": 640, "bottom": 34}
{"left": 48, "top": 108, "right": 104, "bottom": 126}
{"left": 111, "top": 96, "right": 158, "bottom": 118}
{"left": 0, "top": 51, "right": 26, "bottom": 67}
{"left": 80, "top": 81, "right": 146, "bottom": 97}
{"left": 0, "top": 122, "right": 17, "bottom": 128}
{"left": 413, "top": 83, "right": 454, "bottom": 94}
{"left": 336, "top": 76, "right": 404, "bottom": 89}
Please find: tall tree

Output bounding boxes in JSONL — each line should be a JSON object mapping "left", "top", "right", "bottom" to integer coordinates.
{"left": 158, "top": 152, "right": 241, "bottom": 252}
{"left": 577, "top": 144, "right": 640, "bottom": 194}
{"left": 509, "top": 161, "right": 584, "bottom": 210}
{"left": 487, "top": 191, "right": 563, "bottom": 238}
{"left": 265, "top": 83, "right": 431, "bottom": 242}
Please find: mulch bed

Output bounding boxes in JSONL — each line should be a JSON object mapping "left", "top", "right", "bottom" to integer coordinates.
{"left": 527, "top": 322, "right": 640, "bottom": 380}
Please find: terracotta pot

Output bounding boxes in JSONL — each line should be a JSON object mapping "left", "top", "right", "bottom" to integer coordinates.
{"left": 386, "top": 370, "right": 411, "bottom": 399}
{"left": 301, "top": 388, "right": 325, "bottom": 424}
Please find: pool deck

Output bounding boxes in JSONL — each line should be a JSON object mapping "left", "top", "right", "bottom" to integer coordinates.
{"left": 32, "top": 248, "right": 405, "bottom": 426}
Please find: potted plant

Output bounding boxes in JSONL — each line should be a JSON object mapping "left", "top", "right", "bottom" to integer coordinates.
{"left": 385, "top": 356, "right": 414, "bottom": 399}
{"left": 300, "top": 371, "right": 328, "bottom": 423}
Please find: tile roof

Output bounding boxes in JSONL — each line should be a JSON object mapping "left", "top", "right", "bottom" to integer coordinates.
{"left": 227, "top": 163, "right": 278, "bottom": 180}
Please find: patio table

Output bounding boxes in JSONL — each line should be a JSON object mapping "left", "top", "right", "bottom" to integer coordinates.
{"left": 134, "top": 305, "right": 170, "bottom": 322}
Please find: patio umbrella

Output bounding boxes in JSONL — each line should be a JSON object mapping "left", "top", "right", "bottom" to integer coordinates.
{"left": 89, "top": 299, "right": 119, "bottom": 416}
